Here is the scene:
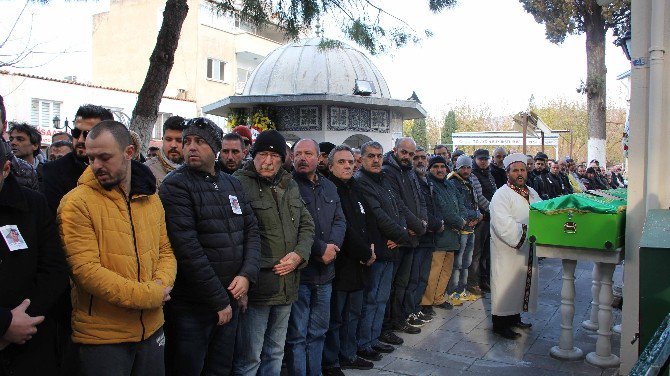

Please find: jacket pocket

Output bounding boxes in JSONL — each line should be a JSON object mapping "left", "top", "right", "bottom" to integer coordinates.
{"left": 250, "top": 200, "right": 274, "bottom": 229}
{"left": 249, "top": 268, "right": 280, "bottom": 299}
{"left": 289, "top": 199, "right": 305, "bottom": 229}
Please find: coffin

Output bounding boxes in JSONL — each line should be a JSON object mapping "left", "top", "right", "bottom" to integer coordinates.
{"left": 528, "top": 192, "right": 626, "bottom": 250}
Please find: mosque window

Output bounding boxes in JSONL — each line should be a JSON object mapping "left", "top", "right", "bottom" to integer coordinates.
{"left": 330, "top": 107, "right": 349, "bottom": 130}
{"left": 299, "top": 107, "right": 319, "bottom": 129}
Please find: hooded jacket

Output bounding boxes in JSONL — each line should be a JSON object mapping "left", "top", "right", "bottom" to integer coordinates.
{"left": 233, "top": 162, "right": 314, "bottom": 306}
{"left": 382, "top": 151, "right": 427, "bottom": 246}
{"left": 448, "top": 171, "right": 480, "bottom": 233}
{"left": 428, "top": 174, "right": 466, "bottom": 251}
{"left": 58, "top": 161, "right": 177, "bottom": 345}
{"left": 159, "top": 164, "right": 260, "bottom": 312}
{"left": 354, "top": 168, "right": 410, "bottom": 262}
{"left": 292, "top": 172, "right": 346, "bottom": 285}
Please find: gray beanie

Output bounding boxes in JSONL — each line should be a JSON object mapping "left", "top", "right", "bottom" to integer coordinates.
{"left": 455, "top": 155, "right": 473, "bottom": 170}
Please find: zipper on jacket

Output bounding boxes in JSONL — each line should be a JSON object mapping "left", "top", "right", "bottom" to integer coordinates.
{"left": 126, "top": 197, "right": 146, "bottom": 340}
{"left": 88, "top": 295, "right": 94, "bottom": 315}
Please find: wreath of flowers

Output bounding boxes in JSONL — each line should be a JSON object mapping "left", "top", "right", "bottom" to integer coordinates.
{"left": 226, "top": 107, "right": 276, "bottom": 133}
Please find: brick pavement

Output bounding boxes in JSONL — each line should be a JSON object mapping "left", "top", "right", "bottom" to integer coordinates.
{"left": 344, "top": 258, "right": 624, "bottom": 376}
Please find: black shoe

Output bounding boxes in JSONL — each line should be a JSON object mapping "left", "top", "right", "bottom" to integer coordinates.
{"left": 417, "top": 311, "right": 433, "bottom": 323}
{"left": 392, "top": 322, "right": 421, "bottom": 334}
{"left": 435, "top": 301, "right": 453, "bottom": 310}
{"left": 341, "top": 356, "right": 374, "bottom": 370}
{"left": 357, "top": 348, "right": 382, "bottom": 361}
{"left": 421, "top": 306, "right": 436, "bottom": 317}
{"left": 379, "top": 331, "right": 404, "bottom": 345}
{"left": 372, "top": 342, "right": 395, "bottom": 353}
{"left": 407, "top": 314, "right": 426, "bottom": 327}
{"left": 493, "top": 327, "right": 521, "bottom": 340}
{"left": 322, "top": 367, "right": 346, "bottom": 376}
{"left": 512, "top": 321, "right": 532, "bottom": 329}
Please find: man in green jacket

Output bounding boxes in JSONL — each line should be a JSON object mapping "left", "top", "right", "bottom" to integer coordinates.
{"left": 232, "top": 130, "right": 315, "bottom": 376}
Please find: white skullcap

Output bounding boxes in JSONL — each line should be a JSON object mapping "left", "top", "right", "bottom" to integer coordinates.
{"left": 503, "top": 153, "right": 528, "bottom": 169}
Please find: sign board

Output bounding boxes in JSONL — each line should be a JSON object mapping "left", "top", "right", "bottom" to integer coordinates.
{"left": 452, "top": 136, "right": 559, "bottom": 146}
{"left": 37, "top": 126, "right": 62, "bottom": 145}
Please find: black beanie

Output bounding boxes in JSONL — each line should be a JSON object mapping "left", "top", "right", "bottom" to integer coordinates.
{"left": 252, "top": 130, "right": 287, "bottom": 161}
{"left": 318, "top": 142, "right": 336, "bottom": 155}
{"left": 428, "top": 155, "right": 448, "bottom": 170}
{"left": 182, "top": 117, "right": 222, "bottom": 154}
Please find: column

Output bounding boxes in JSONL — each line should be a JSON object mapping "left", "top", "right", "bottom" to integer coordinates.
{"left": 550, "top": 258, "right": 584, "bottom": 360}
{"left": 586, "top": 262, "right": 620, "bottom": 368}
{"left": 582, "top": 263, "right": 601, "bottom": 330}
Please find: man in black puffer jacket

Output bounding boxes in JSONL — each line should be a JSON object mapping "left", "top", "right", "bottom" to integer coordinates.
{"left": 159, "top": 118, "right": 260, "bottom": 376}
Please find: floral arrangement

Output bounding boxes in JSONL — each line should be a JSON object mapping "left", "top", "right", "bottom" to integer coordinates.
{"left": 249, "top": 107, "right": 276, "bottom": 133}
{"left": 226, "top": 109, "right": 246, "bottom": 128}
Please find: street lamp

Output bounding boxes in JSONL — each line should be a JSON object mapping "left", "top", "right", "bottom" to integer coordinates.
{"left": 52, "top": 115, "right": 60, "bottom": 129}
{"left": 620, "top": 30, "right": 632, "bottom": 61}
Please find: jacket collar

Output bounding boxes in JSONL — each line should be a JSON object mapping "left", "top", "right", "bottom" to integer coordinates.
{"left": 79, "top": 160, "right": 156, "bottom": 199}
{"left": 330, "top": 175, "right": 353, "bottom": 190}
{"left": 240, "top": 160, "right": 289, "bottom": 188}
{"left": 0, "top": 174, "right": 29, "bottom": 211}
{"left": 383, "top": 151, "right": 412, "bottom": 172}
{"left": 358, "top": 167, "right": 383, "bottom": 183}
{"left": 292, "top": 170, "right": 322, "bottom": 187}
{"left": 428, "top": 173, "right": 445, "bottom": 184}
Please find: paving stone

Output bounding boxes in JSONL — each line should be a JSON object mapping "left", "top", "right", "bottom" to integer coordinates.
{"left": 558, "top": 359, "right": 608, "bottom": 375}
{"left": 438, "top": 316, "right": 482, "bottom": 334}
{"left": 393, "top": 346, "right": 476, "bottom": 368}
{"left": 483, "top": 336, "right": 534, "bottom": 364}
{"left": 447, "top": 339, "right": 494, "bottom": 358}
{"left": 382, "top": 358, "right": 440, "bottom": 376}
{"left": 521, "top": 353, "right": 565, "bottom": 371}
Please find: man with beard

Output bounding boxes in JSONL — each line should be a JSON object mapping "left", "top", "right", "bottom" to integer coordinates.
{"left": 0, "top": 95, "right": 39, "bottom": 190}
{"left": 232, "top": 130, "right": 315, "bottom": 376}
{"left": 382, "top": 137, "right": 427, "bottom": 339}
{"left": 145, "top": 116, "right": 185, "bottom": 186}
{"left": 433, "top": 145, "right": 451, "bottom": 170}
{"left": 534, "top": 161, "right": 570, "bottom": 200}
{"left": 286, "top": 139, "right": 346, "bottom": 376}
{"left": 8, "top": 123, "right": 43, "bottom": 185}
{"left": 351, "top": 148, "right": 362, "bottom": 174}
{"left": 584, "top": 167, "right": 609, "bottom": 190}
{"left": 490, "top": 153, "right": 540, "bottom": 340}
{"left": 218, "top": 132, "right": 247, "bottom": 174}
{"left": 0, "top": 139, "right": 69, "bottom": 375}
{"left": 560, "top": 158, "right": 585, "bottom": 193}
{"left": 409, "top": 147, "right": 443, "bottom": 325}
{"left": 354, "top": 141, "right": 410, "bottom": 361}
{"left": 318, "top": 142, "right": 336, "bottom": 178}
{"left": 490, "top": 147, "right": 507, "bottom": 188}
{"left": 526, "top": 152, "right": 548, "bottom": 190}
{"left": 58, "top": 120, "right": 176, "bottom": 375}
{"left": 323, "top": 145, "right": 376, "bottom": 375}
{"left": 42, "top": 104, "right": 114, "bottom": 214}
{"left": 159, "top": 118, "right": 260, "bottom": 376}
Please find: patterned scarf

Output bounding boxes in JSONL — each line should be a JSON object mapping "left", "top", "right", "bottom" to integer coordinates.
{"left": 507, "top": 182, "right": 530, "bottom": 203}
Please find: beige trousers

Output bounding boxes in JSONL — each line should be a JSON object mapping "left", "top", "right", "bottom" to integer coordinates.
{"left": 421, "top": 251, "right": 455, "bottom": 306}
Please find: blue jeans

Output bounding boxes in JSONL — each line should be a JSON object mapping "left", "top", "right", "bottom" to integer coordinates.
{"left": 323, "top": 289, "right": 364, "bottom": 368}
{"left": 164, "top": 301, "right": 238, "bottom": 376}
{"left": 233, "top": 304, "right": 291, "bottom": 376}
{"left": 448, "top": 233, "right": 475, "bottom": 294}
{"left": 413, "top": 247, "right": 434, "bottom": 312}
{"left": 357, "top": 261, "right": 394, "bottom": 350}
{"left": 286, "top": 283, "right": 332, "bottom": 376}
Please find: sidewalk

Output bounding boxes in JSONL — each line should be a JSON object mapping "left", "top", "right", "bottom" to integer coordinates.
{"left": 345, "top": 258, "right": 623, "bottom": 376}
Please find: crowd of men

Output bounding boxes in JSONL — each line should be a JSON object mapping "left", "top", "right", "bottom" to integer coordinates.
{"left": 0, "top": 96, "right": 626, "bottom": 376}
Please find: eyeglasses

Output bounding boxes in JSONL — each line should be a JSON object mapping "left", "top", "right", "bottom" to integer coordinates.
{"left": 71, "top": 128, "right": 89, "bottom": 140}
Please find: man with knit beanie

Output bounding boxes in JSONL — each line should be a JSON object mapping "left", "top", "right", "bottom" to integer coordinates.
{"left": 446, "top": 155, "right": 483, "bottom": 306}
{"left": 233, "top": 130, "right": 315, "bottom": 376}
{"left": 160, "top": 117, "right": 260, "bottom": 376}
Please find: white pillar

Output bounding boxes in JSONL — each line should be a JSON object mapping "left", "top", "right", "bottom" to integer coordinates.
{"left": 550, "top": 259, "right": 584, "bottom": 360}
{"left": 582, "top": 263, "right": 601, "bottom": 331}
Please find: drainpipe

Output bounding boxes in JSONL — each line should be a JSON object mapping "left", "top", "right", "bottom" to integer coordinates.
{"left": 646, "top": 0, "right": 666, "bottom": 210}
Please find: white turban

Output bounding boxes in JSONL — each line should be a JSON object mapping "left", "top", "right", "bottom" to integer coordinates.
{"left": 503, "top": 153, "right": 528, "bottom": 169}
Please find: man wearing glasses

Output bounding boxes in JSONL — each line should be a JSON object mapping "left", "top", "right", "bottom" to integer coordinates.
{"left": 41, "top": 104, "right": 113, "bottom": 214}
{"left": 233, "top": 130, "right": 315, "bottom": 376}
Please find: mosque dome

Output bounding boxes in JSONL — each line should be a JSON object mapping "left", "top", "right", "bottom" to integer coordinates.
{"left": 242, "top": 38, "right": 392, "bottom": 99}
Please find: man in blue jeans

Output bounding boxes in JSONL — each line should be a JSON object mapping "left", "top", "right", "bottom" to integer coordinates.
{"left": 233, "top": 131, "right": 315, "bottom": 376}
{"left": 354, "top": 141, "right": 411, "bottom": 362}
{"left": 286, "top": 139, "right": 346, "bottom": 376}
{"left": 447, "top": 155, "right": 482, "bottom": 306}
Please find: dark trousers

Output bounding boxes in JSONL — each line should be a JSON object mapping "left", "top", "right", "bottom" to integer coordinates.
{"left": 78, "top": 327, "right": 165, "bottom": 376}
{"left": 468, "top": 220, "right": 491, "bottom": 289}
{"left": 0, "top": 318, "right": 58, "bottom": 376}
{"left": 411, "top": 247, "right": 434, "bottom": 314}
{"left": 164, "top": 301, "right": 239, "bottom": 376}
{"left": 389, "top": 247, "right": 414, "bottom": 326}
{"left": 323, "top": 289, "right": 364, "bottom": 368}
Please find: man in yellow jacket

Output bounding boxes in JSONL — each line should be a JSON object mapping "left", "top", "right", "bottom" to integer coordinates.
{"left": 58, "top": 120, "right": 177, "bottom": 376}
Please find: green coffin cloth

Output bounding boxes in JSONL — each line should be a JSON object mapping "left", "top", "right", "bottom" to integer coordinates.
{"left": 530, "top": 193, "right": 626, "bottom": 215}
{"left": 608, "top": 188, "right": 628, "bottom": 200}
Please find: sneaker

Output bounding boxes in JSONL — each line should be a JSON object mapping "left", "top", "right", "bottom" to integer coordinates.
{"left": 341, "top": 357, "right": 374, "bottom": 370}
{"left": 421, "top": 306, "right": 436, "bottom": 317}
{"left": 372, "top": 342, "right": 395, "bottom": 353}
{"left": 447, "top": 292, "right": 464, "bottom": 306}
{"left": 379, "top": 331, "right": 404, "bottom": 345}
{"left": 392, "top": 321, "right": 422, "bottom": 334}
{"left": 322, "top": 367, "right": 346, "bottom": 376}
{"left": 417, "top": 311, "right": 433, "bottom": 323}
{"left": 406, "top": 314, "right": 426, "bottom": 328}
{"left": 435, "top": 301, "right": 453, "bottom": 310}
{"left": 356, "top": 348, "right": 382, "bottom": 362}
{"left": 459, "top": 291, "right": 479, "bottom": 302}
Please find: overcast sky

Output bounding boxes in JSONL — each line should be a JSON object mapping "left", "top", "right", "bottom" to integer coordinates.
{"left": 1, "top": 0, "right": 631, "bottom": 117}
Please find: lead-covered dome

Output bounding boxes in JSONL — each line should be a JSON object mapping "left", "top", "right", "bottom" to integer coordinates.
{"left": 242, "top": 38, "right": 391, "bottom": 98}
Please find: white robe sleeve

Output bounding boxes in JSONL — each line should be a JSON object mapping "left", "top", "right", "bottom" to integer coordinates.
{"left": 490, "top": 190, "right": 527, "bottom": 250}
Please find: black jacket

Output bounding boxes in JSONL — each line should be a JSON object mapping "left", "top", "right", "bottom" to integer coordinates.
{"left": 293, "top": 172, "right": 346, "bottom": 285}
{"left": 41, "top": 152, "right": 88, "bottom": 215}
{"left": 382, "top": 152, "right": 427, "bottom": 246}
{"left": 0, "top": 174, "right": 68, "bottom": 375}
{"left": 417, "top": 176, "right": 442, "bottom": 248}
{"left": 534, "top": 171, "right": 568, "bottom": 200}
{"left": 471, "top": 166, "right": 497, "bottom": 210}
{"left": 330, "top": 176, "right": 373, "bottom": 291}
{"left": 159, "top": 165, "right": 261, "bottom": 312}
{"left": 489, "top": 163, "right": 507, "bottom": 188}
{"left": 354, "top": 168, "right": 410, "bottom": 262}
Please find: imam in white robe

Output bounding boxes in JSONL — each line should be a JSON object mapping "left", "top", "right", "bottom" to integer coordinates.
{"left": 489, "top": 184, "right": 541, "bottom": 316}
